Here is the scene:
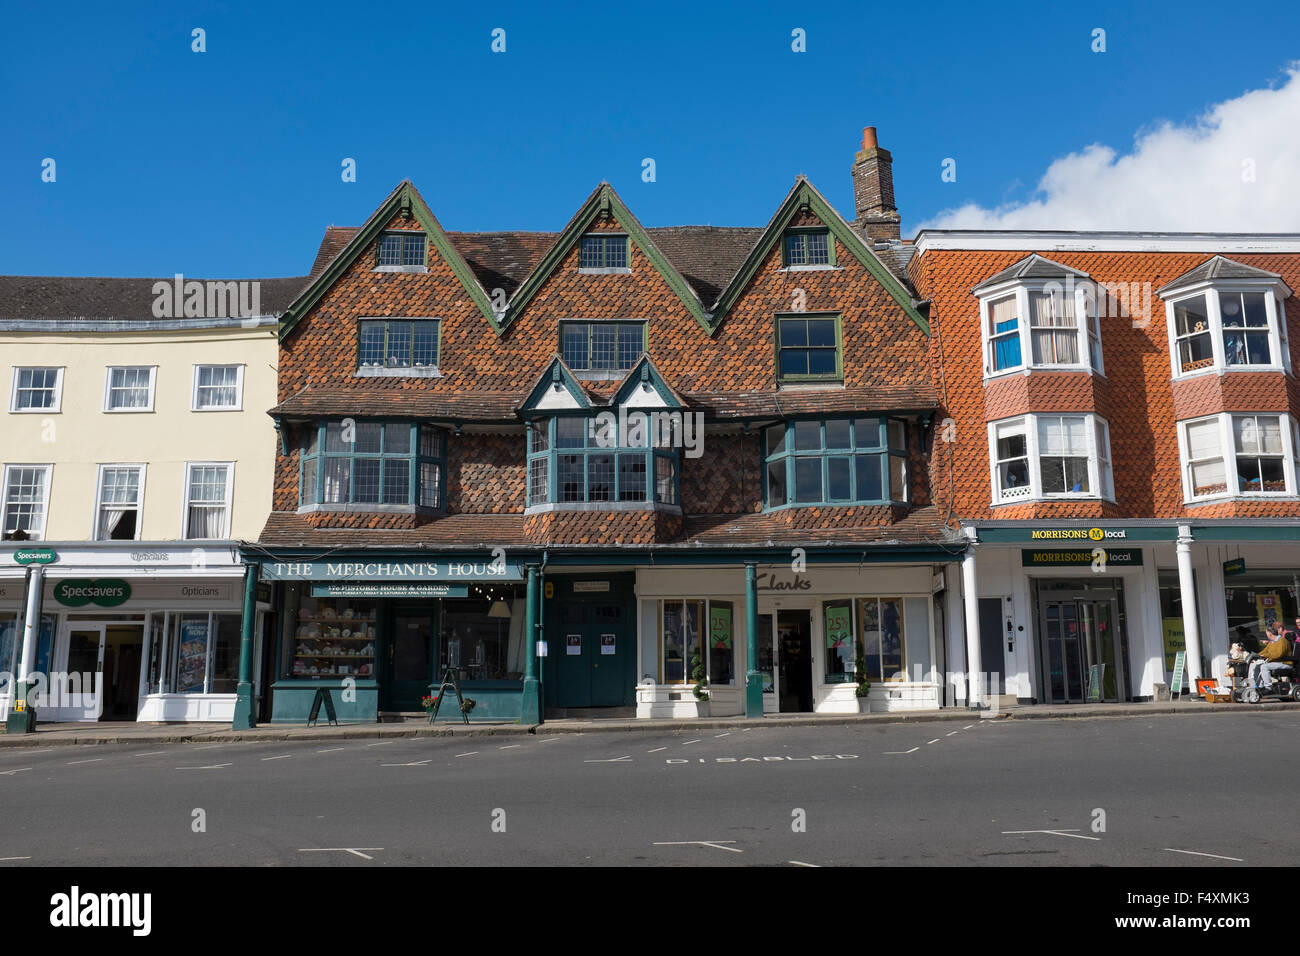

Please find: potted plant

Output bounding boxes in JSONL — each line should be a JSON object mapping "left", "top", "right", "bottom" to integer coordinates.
{"left": 460, "top": 697, "right": 477, "bottom": 716}
{"left": 422, "top": 693, "right": 440, "bottom": 724}
{"left": 691, "top": 653, "right": 710, "bottom": 717}
{"left": 855, "top": 645, "right": 872, "bottom": 713}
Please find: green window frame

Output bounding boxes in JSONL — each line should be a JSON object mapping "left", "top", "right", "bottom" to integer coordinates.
{"left": 762, "top": 417, "right": 908, "bottom": 509}
{"left": 579, "top": 234, "right": 629, "bottom": 270}
{"left": 376, "top": 231, "right": 426, "bottom": 267}
{"left": 525, "top": 414, "right": 679, "bottom": 507}
{"left": 559, "top": 321, "right": 645, "bottom": 372}
{"left": 358, "top": 319, "right": 440, "bottom": 370}
{"left": 776, "top": 314, "right": 843, "bottom": 382}
{"left": 298, "top": 421, "right": 445, "bottom": 510}
{"left": 782, "top": 228, "right": 833, "bottom": 267}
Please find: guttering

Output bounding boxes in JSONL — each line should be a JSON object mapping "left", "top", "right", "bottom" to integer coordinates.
{"left": 912, "top": 230, "right": 1300, "bottom": 256}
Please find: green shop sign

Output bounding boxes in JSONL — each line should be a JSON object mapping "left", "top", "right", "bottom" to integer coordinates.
{"left": 1223, "top": 557, "right": 1247, "bottom": 576}
{"left": 262, "top": 559, "right": 523, "bottom": 582}
{"left": 311, "top": 583, "right": 469, "bottom": 599}
{"left": 54, "top": 579, "right": 132, "bottom": 607}
{"left": 1021, "top": 548, "right": 1143, "bottom": 567}
{"left": 13, "top": 548, "right": 57, "bottom": 565}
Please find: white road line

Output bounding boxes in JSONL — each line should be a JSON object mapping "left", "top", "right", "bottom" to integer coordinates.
{"left": 175, "top": 763, "right": 233, "bottom": 771}
{"left": 654, "top": 840, "right": 742, "bottom": 854}
{"left": 455, "top": 752, "right": 478, "bottom": 758}
{"left": 499, "top": 744, "right": 521, "bottom": 750}
{"left": 682, "top": 739, "right": 701, "bottom": 745}
{"left": 299, "top": 848, "right": 383, "bottom": 860}
{"left": 381, "top": 760, "right": 431, "bottom": 767}
{"left": 741, "top": 728, "right": 753, "bottom": 732}
{"left": 316, "top": 747, "right": 346, "bottom": 753}
{"left": 1164, "top": 848, "right": 1243, "bottom": 862}
{"left": 883, "top": 747, "right": 919, "bottom": 755}
{"left": 2, "top": 748, "right": 52, "bottom": 755}
{"left": 0, "top": 768, "right": 33, "bottom": 776}
{"left": 714, "top": 732, "right": 731, "bottom": 738}
{"left": 365, "top": 741, "right": 395, "bottom": 747}
{"left": 67, "top": 758, "right": 103, "bottom": 765}
{"left": 789, "top": 860, "right": 820, "bottom": 867}
{"left": 261, "top": 755, "right": 293, "bottom": 761}
{"left": 963, "top": 724, "right": 974, "bottom": 730}
{"left": 0, "top": 856, "right": 32, "bottom": 861}
{"left": 583, "top": 756, "right": 632, "bottom": 763}
{"left": 1002, "top": 828, "right": 1101, "bottom": 842}
{"left": 130, "top": 751, "right": 167, "bottom": 757}
{"left": 191, "top": 744, "right": 229, "bottom": 751}
{"left": 648, "top": 747, "right": 667, "bottom": 753}
{"left": 946, "top": 731, "right": 959, "bottom": 737}
{"left": 537, "top": 737, "right": 560, "bottom": 744}
{"left": 926, "top": 739, "right": 940, "bottom": 745}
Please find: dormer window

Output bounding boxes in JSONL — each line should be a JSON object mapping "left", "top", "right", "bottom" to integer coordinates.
{"left": 974, "top": 255, "right": 1102, "bottom": 378}
{"left": 376, "top": 231, "right": 426, "bottom": 268}
{"left": 1160, "top": 256, "right": 1292, "bottom": 378}
{"left": 579, "top": 234, "right": 628, "bottom": 271}
{"left": 783, "top": 228, "right": 831, "bottom": 268}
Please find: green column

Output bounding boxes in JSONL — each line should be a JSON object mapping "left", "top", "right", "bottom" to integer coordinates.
{"left": 520, "top": 565, "right": 542, "bottom": 725}
{"left": 231, "top": 562, "right": 258, "bottom": 729}
{"left": 745, "top": 562, "right": 762, "bottom": 718}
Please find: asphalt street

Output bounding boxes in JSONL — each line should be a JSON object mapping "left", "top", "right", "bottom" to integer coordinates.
{"left": 0, "top": 711, "right": 1293, "bottom": 866}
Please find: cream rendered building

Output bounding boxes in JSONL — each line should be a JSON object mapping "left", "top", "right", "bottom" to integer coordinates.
{"left": 0, "top": 276, "right": 304, "bottom": 723}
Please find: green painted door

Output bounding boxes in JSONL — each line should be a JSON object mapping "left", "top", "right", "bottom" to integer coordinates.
{"left": 548, "top": 579, "right": 634, "bottom": 709}
{"left": 384, "top": 604, "right": 434, "bottom": 711}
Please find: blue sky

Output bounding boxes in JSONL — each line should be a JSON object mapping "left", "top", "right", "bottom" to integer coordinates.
{"left": 3, "top": 0, "right": 1299, "bottom": 277}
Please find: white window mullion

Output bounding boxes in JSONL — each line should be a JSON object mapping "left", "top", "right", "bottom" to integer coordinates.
{"left": 1016, "top": 288, "right": 1031, "bottom": 372}
{"left": 1207, "top": 290, "right": 1227, "bottom": 370}
{"left": 1221, "top": 414, "right": 1238, "bottom": 496}
{"left": 1281, "top": 415, "right": 1298, "bottom": 495}
{"left": 1026, "top": 414, "right": 1042, "bottom": 496}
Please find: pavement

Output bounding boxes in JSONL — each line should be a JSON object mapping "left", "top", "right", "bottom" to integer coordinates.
{"left": 3, "top": 709, "right": 1298, "bottom": 866}
{"left": 1, "top": 696, "right": 1296, "bottom": 747}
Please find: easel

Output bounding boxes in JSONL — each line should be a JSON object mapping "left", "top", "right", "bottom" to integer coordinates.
{"left": 307, "top": 687, "right": 338, "bottom": 726}
{"left": 1170, "top": 651, "right": 1186, "bottom": 702}
{"left": 427, "top": 666, "right": 469, "bottom": 725}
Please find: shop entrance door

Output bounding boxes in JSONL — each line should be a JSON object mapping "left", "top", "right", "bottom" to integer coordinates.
{"left": 383, "top": 605, "right": 434, "bottom": 712}
{"left": 553, "top": 601, "right": 631, "bottom": 708}
{"left": 101, "top": 624, "right": 144, "bottom": 720}
{"left": 757, "top": 614, "right": 778, "bottom": 712}
{"left": 64, "top": 624, "right": 105, "bottom": 720}
{"left": 776, "top": 610, "right": 813, "bottom": 712}
{"left": 1039, "top": 595, "right": 1126, "bottom": 703}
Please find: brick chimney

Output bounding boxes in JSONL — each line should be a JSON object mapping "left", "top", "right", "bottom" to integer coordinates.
{"left": 852, "top": 126, "right": 901, "bottom": 241}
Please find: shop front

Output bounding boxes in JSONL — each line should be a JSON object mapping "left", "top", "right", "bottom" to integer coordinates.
{"left": 1, "top": 544, "right": 260, "bottom": 723}
{"left": 634, "top": 563, "right": 944, "bottom": 718}
{"left": 258, "top": 555, "right": 529, "bottom": 723}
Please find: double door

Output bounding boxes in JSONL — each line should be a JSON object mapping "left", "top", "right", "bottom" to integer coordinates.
{"left": 1039, "top": 596, "right": 1125, "bottom": 703}
{"left": 756, "top": 609, "right": 813, "bottom": 713}
{"left": 551, "top": 600, "right": 630, "bottom": 708}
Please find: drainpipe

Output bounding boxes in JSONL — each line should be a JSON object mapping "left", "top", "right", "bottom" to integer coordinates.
{"left": 1176, "top": 525, "right": 1203, "bottom": 685}
{"left": 961, "top": 528, "right": 984, "bottom": 709}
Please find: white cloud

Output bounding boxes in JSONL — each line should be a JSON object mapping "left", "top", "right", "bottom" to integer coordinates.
{"left": 919, "top": 64, "right": 1300, "bottom": 232}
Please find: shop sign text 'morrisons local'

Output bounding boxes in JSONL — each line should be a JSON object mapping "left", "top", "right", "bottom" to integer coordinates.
{"left": 260, "top": 558, "right": 523, "bottom": 582}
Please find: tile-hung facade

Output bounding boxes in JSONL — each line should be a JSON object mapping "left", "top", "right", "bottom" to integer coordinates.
{"left": 910, "top": 233, "right": 1300, "bottom": 705}
{"left": 252, "top": 129, "right": 967, "bottom": 724}
{"left": 0, "top": 275, "right": 304, "bottom": 724}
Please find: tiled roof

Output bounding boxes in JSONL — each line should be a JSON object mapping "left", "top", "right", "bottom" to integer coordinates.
{"left": 0, "top": 275, "right": 307, "bottom": 321}
{"left": 270, "top": 386, "right": 522, "bottom": 422}
{"left": 1157, "top": 254, "right": 1287, "bottom": 295}
{"left": 255, "top": 505, "right": 960, "bottom": 549}
{"left": 683, "top": 385, "right": 939, "bottom": 418}
{"left": 970, "top": 253, "right": 1089, "bottom": 293}
{"left": 643, "top": 226, "right": 764, "bottom": 304}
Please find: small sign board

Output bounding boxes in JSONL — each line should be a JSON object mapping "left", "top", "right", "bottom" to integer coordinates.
{"left": 600, "top": 633, "right": 616, "bottom": 655}
{"left": 307, "top": 688, "right": 338, "bottom": 727}
{"left": 566, "top": 634, "right": 582, "bottom": 656}
{"left": 1170, "top": 651, "right": 1186, "bottom": 698}
{"left": 1223, "top": 557, "right": 1247, "bottom": 576}
{"left": 1086, "top": 664, "right": 1105, "bottom": 702}
{"left": 311, "top": 583, "right": 467, "bottom": 598}
{"left": 573, "top": 581, "right": 610, "bottom": 593}
{"left": 13, "top": 549, "right": 57, "bottom": 565}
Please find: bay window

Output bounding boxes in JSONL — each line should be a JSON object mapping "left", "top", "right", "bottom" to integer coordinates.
{"left": 1179, "top": 413, "right": 1300, "bottom": 501}
{"left": 978, "top": 282, "right": 1102, "bottom": 376}
{"left": 1164, "top": 284, "right": 1289, "bottom": 377}
{"left": 988, "top": 414, "right": 1113, "bottom": 504}
{"left": 526, "top": 413, "right": 679, "bottom": 508}
{"left": 298, "top": 421, "right": 445, "bottom": 510}
{"left": 763, "top": 417, "right": 908, "bottom": 508}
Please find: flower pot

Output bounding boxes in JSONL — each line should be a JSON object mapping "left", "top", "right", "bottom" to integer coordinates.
{"left": 695, "top": 699, "right": 711, "bottom": 718}
{"left": 857, "top": 696, "right": 872, "bottom": 714}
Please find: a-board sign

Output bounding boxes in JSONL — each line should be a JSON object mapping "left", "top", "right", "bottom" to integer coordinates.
{"left": 1170, "top": 651, "right": 1186, "bottom": 697}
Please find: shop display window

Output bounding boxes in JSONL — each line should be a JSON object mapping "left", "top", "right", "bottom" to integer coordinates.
{"left": 285, "top": 591, "right": 377, "bottom": 680}
{"left": 660, "top": 598, "right": 733, "bottom": 685}
{"left": 858, "top": 597, "right": 906, "bottom": 681}
{"left": 438, "top": 589, "right": 525, "bottom": 682}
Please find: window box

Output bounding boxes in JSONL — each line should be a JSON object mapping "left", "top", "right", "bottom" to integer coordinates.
{"left": 10, "top": 367, "right": 63, "bottom": 413}
{"left": 988, "top": 414, "right": 1113, "bottom": 504}
{"left": 1177, "top": 413, "right": 1300, "bottom": 502}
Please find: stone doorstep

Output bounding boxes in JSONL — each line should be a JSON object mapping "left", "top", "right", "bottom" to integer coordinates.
{"left": 0, "top": 699, "right": 1297, "bottom": 747}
